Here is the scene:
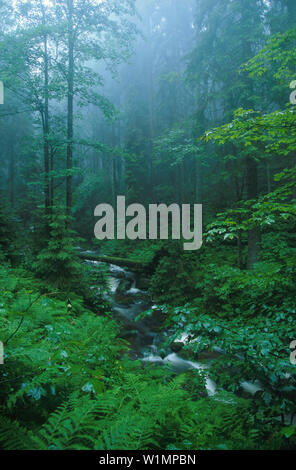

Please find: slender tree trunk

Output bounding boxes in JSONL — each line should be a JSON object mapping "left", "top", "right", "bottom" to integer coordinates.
{"left": 50, "top": 146, "right": 54, "bottom": 207}
{"left": 118, "top": 119, "right": 126, "bottom": 195}
{"left": 266, "top": 161, "right": 271, "bottom": 194}
{"left": 180, "top": 161, "right": 185, "bottom": 203}
{"left": 111, "top": 155, "right": 116, "bottom": 207}
{"left": 9, "top": 145, "right": 14, "bottom": 207}
{"left": 287, "top": 0, "right": 296, "bottom": 23}
{"left": 246, "top": 157, "right": 261, "bottom": 270}
{"left": 194, "top": 158, "right": 203, "bottom": 203}
{"left": 148, "top": 16, "right": 154, "bottom": 199}
{"left": 111, "top": 124, "right": 117, "bottom": 207}
{"left": 66, "top": 0, "right": 74, "bottom": 222}
{"left": 43, "top": 41, "right": 50, "bottom": 216}
{"left": 40, "top": 0, "right": 50, "bottom": 218}
{"left": 237, "top": 231, "right": 243, "bottom": 269}
{"left": 235, "top": 174, "right": 244, "bottom": 269}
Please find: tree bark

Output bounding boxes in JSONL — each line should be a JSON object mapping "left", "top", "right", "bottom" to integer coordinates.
{"left": 246, "top": 156, "right": 261, "bottom": 270}
{"left": 194, "top": 157, "right": 203, "bottom": 203}
{"left": 235, "top": 173, "right": 244, "bottom": 269}
{"left": 111, "top": 124, "right": 117, "bottom": 207}
{"left": 9, "top": 145, "right": 14, "bottom": 207}
{"left": 40, "top": 0, "right": 50, "bottom": 218}
{"left": 50, "top": 145, "right": 54, "bottom": 207}
{"left": 78, "top": 252, "right": 150, "bottom": 272}
{"left": 66, "top": 0, "right": 74, "bottom": 222}
{"left": 147, "top": 16, "right": 154, "bottom": 199}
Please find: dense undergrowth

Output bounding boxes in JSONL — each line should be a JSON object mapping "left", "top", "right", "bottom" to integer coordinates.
{"left": 0, "top": 236, "right": 295, "bottom": 450}
{"left": 1, "top": 185, "right": 295, "bottom": 450}
{"left": 102, "top": 228, "right": 296, "bottom": 449}
{"left": 0, "top": 262, "right": 275, "bottom": 450}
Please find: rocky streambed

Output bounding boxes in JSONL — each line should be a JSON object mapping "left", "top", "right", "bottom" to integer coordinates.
{"left": 85, "top": 259, "right": 264, "bottom": 399}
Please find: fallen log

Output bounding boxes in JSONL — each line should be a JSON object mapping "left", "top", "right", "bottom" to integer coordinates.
{"left": 78, "top": 252, "right": 149, "bottom": 271}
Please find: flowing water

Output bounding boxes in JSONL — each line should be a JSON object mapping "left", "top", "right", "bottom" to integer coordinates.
{"left": 88, "top": 258, "right": 263, "bottom": 399}
{"left": 107, "top": 263, "right": 218, "bottom": 396}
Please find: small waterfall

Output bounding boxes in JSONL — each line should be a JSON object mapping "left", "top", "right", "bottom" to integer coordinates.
{"left": 86, "top": 258, "right": 264, "bottom": 400}
{"left": 143, "top": 352, "right": 217, "bottom": 396}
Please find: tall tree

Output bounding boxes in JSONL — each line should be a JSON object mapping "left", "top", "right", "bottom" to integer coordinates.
{"left": 0, "top": 0, "right": 55, "bottom": 220}
{"left": 52, "top": 0, "right": 137, "bottom": 219}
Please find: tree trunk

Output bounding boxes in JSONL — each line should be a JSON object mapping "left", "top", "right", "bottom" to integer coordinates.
{"left": 43, "top": 51, "right": 50, "bottom": 216}
{"left": 287, "top": 0, "right": 296, "bottom": 23}
{"left": 40, "top": 0, "right": 50, "bottom": 218}
{"left": 235, "top": 173, "right": 244, "bottom": 269}
{"left": 246, "top": 156, "right": 261, "bottom": 270}
{"left": 66, "top": 0, "right": 74, "bottom": 222}
{"left": 148, "top": 16, "right": 154, "bottom": 199}
{"left": 266, "top": 161, "right": 271, "bottom": 194}
{"left": 111, "top": 124, "right": 117, "bottom": 207}
{"left": 195, "top": 158, "right": 203, "bottom": 203}
{"left": 50, "top": 146, "right": 54, "bottom": 207}
{"left": 9, "top": 145, "right": 14, "bottom": 207}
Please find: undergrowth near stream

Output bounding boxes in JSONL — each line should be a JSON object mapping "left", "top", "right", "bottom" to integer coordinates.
{"left": 0, "top": 235, "right": 295, "bottom": 450}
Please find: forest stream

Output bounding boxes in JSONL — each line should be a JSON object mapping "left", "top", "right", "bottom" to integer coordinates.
{"left": 87, "top": 257, "right": 262, "bottom": 399}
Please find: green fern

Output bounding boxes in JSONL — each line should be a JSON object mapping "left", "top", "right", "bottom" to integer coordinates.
{"left": 0, "top": 416, "right": 36, "bottom": 450}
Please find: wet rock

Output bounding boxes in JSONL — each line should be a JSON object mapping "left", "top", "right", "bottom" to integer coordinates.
{"left": 136, "top": 276, "right": 150, "bottom": 290}
{"left": 121, "top": 329, "right": 139, "bottom": 341}
{"left": 178, "top": 348, "right": 222, "bottom": 362}
{"left": 198, "top": 350, "right": 222, "bottom": 360}
{"left": 115, "top": 278, "right": 134, "bottom": 305}
{"left": 112, "top": 271, "right": 126, "bottom": 280}
{"left": 126, "top": 288, "right": 150, "bottom": 302}
{"left": 109, "top": 264, "right": 127, "bottom": 279}
{"left": 170, "top": 341, "right": 185, "bottom": 353}
{"left": 159, "top": 349, "right": 167, "bottom": 359}
{"left": 115, "top": 292, "right": 133, "bottom": 306}
{"left": 178, "top": 349, "right": 196, "bottom": 361}
{"left": 117, "top": 278, "right": 133, "bottom": 293}
{"left": 150, "top": 307, "right": 167, "bottom": 324}
{"left": 124, "top": 271, "right": 135, "bottom": 281}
